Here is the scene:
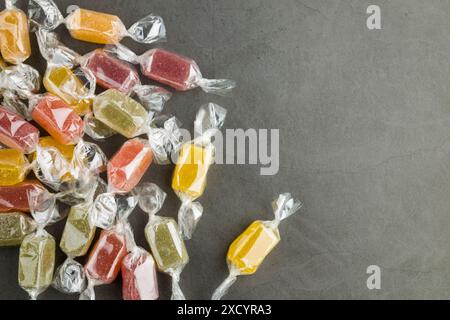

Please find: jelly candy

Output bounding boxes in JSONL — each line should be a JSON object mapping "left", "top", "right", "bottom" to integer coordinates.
{"left": 0, "top": 149, "right": 29, "bottom": 186}
{"left": 108, "top": 138, "right": 153, "bottom": 193}
{"left": 137, "top": 183, "right": 188, "bottom": 300}
{"left": 29, "top": 0, "right": 166, "bottom": 45}
{"left": 82, "top": 49, "right": 140, "bottom": 94}
{"left": 35, "top": 30, "right": 95, "bottom": 115}
{"left": 172, "top": 104, "right": 226, "bottom": 239}
{"left": 0, "top": 180, "right": 45, "bottom": 212}
{"left": 109, "top": 44, "right": 236, "bottom": 95}
{"left": 31, "top": 94, "right": 84, "bottom": 145}
{"left": 0, "top": 212, "right": 36, "bottom": 246}
{"left": 211, "top": 194, "right": 302, "bottom": 300}
{"left": 30, "top": 136, "right": 75, "bottom": 162}
{"left": 18, "top": 188, "right": 59, "bottom": 299}
{"left": 0, "top": 106, "right": 39, "bottom": 153}
{"left": 0, "top": 0, "right": 31, "bottom": 64}
{"left": 80, "top": 193, "right": 138, "bottom": 300}
{"left": 93, "top": 89, "right": 148, "bottom": 138}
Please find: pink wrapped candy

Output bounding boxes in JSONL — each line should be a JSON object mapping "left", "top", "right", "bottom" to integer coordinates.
{"left": 0, "top": 106, "right": 39, "bottom": 153}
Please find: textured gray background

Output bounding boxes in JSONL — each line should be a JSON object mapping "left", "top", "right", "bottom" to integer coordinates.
{"left": 0, "top": 0, "right": 449, "bottom": 299}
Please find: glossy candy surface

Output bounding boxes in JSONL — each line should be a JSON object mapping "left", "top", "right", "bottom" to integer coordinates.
{"left": 84, "top": 229, "right": 127, "bottom": 284}
{"left": 108, "top": 138, "right": 153, "bottom": 193}
{"left": 0, "top": 149, "right": 28, "bottom": 186}
{"left": 121, "top": 250, "right": 159, "bottom": 300}
{"left": 30, "top": 136, "right": 75, "bottom": 162}
{"left": 31, "top": 94, "right": 84, "bottom": 145}
{"left": 145, "top": 217, "right": 188, "bottom": 272}
{"left": 0, "top": 8, "right": 31, "bottom": 64}
{"left": 66, "top": 8, "right": 127, "bottom": 44}
{"left": 0, "top": 107, "right": 39, "bottom": 154}
{"left": 172, "top": 143, "right": 213, "bottom": 200}
{"left": 0, "top": 212, "right": 35, "bottom": 246}
{"left": 227, "top": 221, "right": 280, "bottom": 275}
{"left": 43, "top": 66, "right": 92, "bottom": 115}
{"left": 84, "top": 49, "right": 140, "bottom": 93}
{"left": 93, "top": 89, "right": 147, "bottom": 138}
{"left": 0, "top": 180, "right": 45, "bottom": 212}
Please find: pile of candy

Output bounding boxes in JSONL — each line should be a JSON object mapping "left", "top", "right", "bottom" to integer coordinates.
{"left": 0, "top": 0, "right": 301, "bottom": 300}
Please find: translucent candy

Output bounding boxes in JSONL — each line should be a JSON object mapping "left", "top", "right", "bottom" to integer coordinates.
{"left": 59, "top": 202, "right": 96, "bottom": 258}
{"left": 82, "top": 49, "right": 140, "bottom": 94}
{"left": 108, "top": 138, "right": 153, "bottom": 193}
{"left": 93, "top": 89, "right": 147, "bottom": 138}
{"left": 110, "top": 45, "right": 235, "bottom": 95}
{"left": 0, "top": 106, "right": 39, "bottom": 153}
{"left": 0, "top": 149, "right": 28, "bottom": 186}
{"left": 172, "top": 143, "right": 213, "bottom": 200}
{"left": 121, "top": 248, "right": 158, "bottom": 300}
{"left": 43, "top": 66, "right": 92, "bottom": 115}
{"left": 0, "top": 5, "right": 31, "bottom": 64}
{"left": 18, "top": 230, "right": 55, "bottom": 299}
{"left": 84, "top": 229, "right": 127, "bottom": 284}
{"left": 31, "top": 94, "right": 84, "bottom": 145}
{"left": 0, "top": 212, "right": 36, "bottom": 246}
{"left": 0, "top": 180, "right": 45, "bottom": 212}
{"left": 83, "top": 113, "right": 117, "bottom": 141}
{"left": 30, "top": 136, "right": 75, "bottom": 162}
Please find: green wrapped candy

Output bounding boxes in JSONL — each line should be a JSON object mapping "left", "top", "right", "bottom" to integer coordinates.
{"left": 18, "top": 230, "right": 55, "bottom": 299}
{"left": 93, "top": 89, "right": 148, "bottom": 138}
{"left": 59, "top": 203, "right": 96, "bottom": 258}
{"left": 0, "top": 212, "right": 36, "bottom": 246}
{"left": 145, "top": 216, "right": 189, "bottom": 272}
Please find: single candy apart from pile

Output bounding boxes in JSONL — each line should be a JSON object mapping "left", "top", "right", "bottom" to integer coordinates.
{"left": 93, "top": 89, "right": 147, "bottom": 138}
{"left": 121, "top": 249, "right": 159, "bottom": 300}
{"left": 0, "top": 180, "right": 45, "bottom": 212}
{"left": 0, "top": 149, "right": 28, "bottom": 186}
{"left": 108, "top": 138, "right": 153, "bottom": 193}
{"left": 18, "top": 231, "right": 56, "bottom": 297}
{"left": 65, "top": 8, "right": 127, "bottom": 45}
{"left": 0, "top": 212, "right": 36, "bottom": 246}
{"left": 0, "top": 7, "right": 31, "bottom": 64}
{"left": 172, "top": 143, "right": 214, "bottom": 200}
{"left": 0, "top": 106, "right": 40, "bottom": 154}
{"left": 43, "top": 66, "right": 92, "bottom": 115}
{"left": 84, "top": 229, "right": 128, "bottom": 284}
{"left": 145, "top": 217, "right": 189, "bottom": 272}
{"left": 59, "top": 203, "right": 96, "bottom": 258}
{"left": 30, "top": 136, "right": 75, "bottom": 162}
{"left": 31, "top": 94, "right": 84, "bottom": 145}
{"left": 227, "top": 221, "right": 280, "bottom": 275}
{"left": 83, "top": 49, "right": 140, "bottom": 94}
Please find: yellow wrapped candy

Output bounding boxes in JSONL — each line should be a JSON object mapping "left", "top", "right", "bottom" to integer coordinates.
{"left": 212, "top": 193, "right": 301, "bottom": 300}
{"left": 0, "top": 149, "right": 29, "bottom": 186}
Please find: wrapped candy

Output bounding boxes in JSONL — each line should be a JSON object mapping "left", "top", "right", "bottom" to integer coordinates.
{"left": 0, "top": 180, "right": 45, "bottom": 212}
{"left": 52, "top": 178, "right": 107, "bottom": 294}
{"left": 172, "top": 103, "right": 226, "bottom": 239}
{"left": 137, "top": 183, "right": 188, "bottom": 300}
{"left": 211, "top": 193, "right": 302, "bottom": 300}
{"left": 36, "top": 30, "right": 95, "bottom": 115}
{"left": 0, "top": 149, "right": 29, "bottom": 186}
{"left": 0, "top": 0, "right": 31, "bottom": 64}
{"left": 18, "top": 188, "right": 62, "bottom": 299}
{"left": 79, "top": 192, "right": 139, "bottom": 300}
{"left": 30, "top": 136, "right": 75, "bottom": 162}
{"left": 108, "top": 44, "right": 236, "bottom": 95}
{"left": 29, "top": 0, "right": 166, "bottom": 45}
{"left": 0, "top": 106, "right": 39, "bottom": 153}
{"left": 0, "top": 212, "right": 36, "bottom": 246}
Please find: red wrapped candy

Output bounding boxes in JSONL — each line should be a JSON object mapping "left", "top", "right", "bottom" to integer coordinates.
{"left": 0, "top": 107, "right": 39, "bottom": 154}
{"left": 84, "top": 229, "right": 127, "bottom": 284}
{"left": 0, "top": 180, "right": 45, "bottom": 213}
{"left": 31, "top": 94, "right": 84, "bottom": 145}
{"left": 107, "top": 138, "right": 153, "bottom": 193}
{"left": 121, "top": 249, "right": 159, "bottom": 300}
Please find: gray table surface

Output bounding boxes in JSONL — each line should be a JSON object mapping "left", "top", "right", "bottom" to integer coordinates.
{"left": 0, "top": 0, "right": 449, "bottom": 300}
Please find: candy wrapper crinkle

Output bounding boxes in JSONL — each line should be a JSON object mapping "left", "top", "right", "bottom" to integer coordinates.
{"left": 211, "top": 193, "right": 302, "bottom": 300}
{"left": 172, "top": 103, "right": 226, "bottom": 239}
{"left": 29, "top": 0, "right": 166, "bottom": 45}
{"left": 108, "top": 44, "right": 236, "bottom": 96}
